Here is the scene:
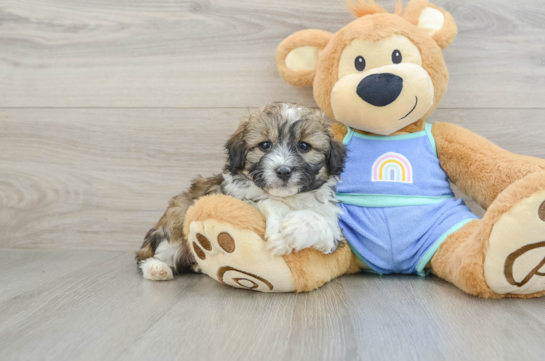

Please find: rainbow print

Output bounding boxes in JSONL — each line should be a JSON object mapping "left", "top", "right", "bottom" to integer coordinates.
{"left": 371, "top": 152, "right": 413, "bottom": 183}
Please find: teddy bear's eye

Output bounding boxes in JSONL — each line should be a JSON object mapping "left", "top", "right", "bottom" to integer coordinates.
{"left": 354, "top": 56, "right": 366, "bottom": 71}
{"left": 392, "top": 50, "right": 402, "bottom": 64}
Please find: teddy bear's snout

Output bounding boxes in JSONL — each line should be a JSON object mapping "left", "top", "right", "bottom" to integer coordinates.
{"left": 356, "top": 73, "right": 403, "bottom": 107}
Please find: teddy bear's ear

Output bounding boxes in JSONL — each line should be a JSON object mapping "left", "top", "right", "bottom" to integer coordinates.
{"left": 276, "top": 29, "right": 333, "bottom": 87}
{"left": 403, "top": 0, "right": 458, "bottom": 49}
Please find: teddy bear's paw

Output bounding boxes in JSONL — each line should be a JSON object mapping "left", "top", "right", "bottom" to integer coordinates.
{"left": 187, "top": 219, "right": 296, "bottom": 293}
{"left": 140, "top": 258, "right": 174, "bottom": 281}
{"left": 484, "top": 190, "right": 545, "bottom": 295}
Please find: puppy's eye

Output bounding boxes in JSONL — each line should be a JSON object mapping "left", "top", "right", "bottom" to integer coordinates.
{"left": 354, "top": 56, "right": 366, "bottom": 72}
{"left": 258, "top": 141, "right": 272, "bottom": 152}
{"left": 392, "top": 50, "right": 402, "bottom": 64}
{"left": 298, "top": 142, "right": 311, "bottom": 153}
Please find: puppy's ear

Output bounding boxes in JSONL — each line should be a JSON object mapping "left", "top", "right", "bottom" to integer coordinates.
{"left": 326, "top": 138, "right": 347, "bottom": 177}
{"left": 277, "top": 29, "right": 333, "bottom": 87}
{"left": 225, "top": 121, "right": 247, "bottom": 175}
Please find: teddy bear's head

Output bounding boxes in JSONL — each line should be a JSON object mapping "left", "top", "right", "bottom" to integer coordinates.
{"left": 277, "top": 0, "right": 457, "bottom": 135}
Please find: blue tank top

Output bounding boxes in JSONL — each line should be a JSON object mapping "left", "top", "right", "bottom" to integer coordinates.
{"left": 337, "top": 123, "right": 454, "bottom": 207}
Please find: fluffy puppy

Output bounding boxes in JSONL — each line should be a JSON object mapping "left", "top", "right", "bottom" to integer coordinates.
{"left": 136, "top": 102, "right": 346, "bottom": 281}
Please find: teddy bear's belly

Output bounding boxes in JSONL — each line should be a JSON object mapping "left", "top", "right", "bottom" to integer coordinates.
{"left": 338, "top": 198, "right": 478, "bottom": 276}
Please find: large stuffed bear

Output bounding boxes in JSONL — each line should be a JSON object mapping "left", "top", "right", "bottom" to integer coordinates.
{"left": 180, "top": 0, "right": 545, "bottom": 298}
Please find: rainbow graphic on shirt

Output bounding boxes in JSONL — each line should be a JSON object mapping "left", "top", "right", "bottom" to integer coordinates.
{"left": 371, "top": 152, "right": 413, "bottom": 183}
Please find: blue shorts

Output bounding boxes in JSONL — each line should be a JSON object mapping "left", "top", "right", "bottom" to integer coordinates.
{"left": 338, "top": 198, "right": 479, "bottom": 276}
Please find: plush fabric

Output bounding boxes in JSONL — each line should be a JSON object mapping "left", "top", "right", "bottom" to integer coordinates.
{"left": 285, "top": 46, "right": 322, "bottom": 72}
{"left": 185, "top": 194, "right": 355, "bottom": 293}
{"left": 283, "top": 243, "right": 354, "bottom": 292}
{"left": 403, "top": 0, "right": 458, "bottom": 49}
{"left": 432, "top": 172, "right": 545, "bottom": 298}
{"left": 184, "top": 194, "right": 266, "bottom": 239}
{"left": 432, "top": 122, "right": 545, "bottom": 209}
{"left": 276, "top": 29, "right": 333, "bottom": 87}
{"left": 314, "top": 13, "right": 449, "bottom": 123}
{"left": 185, "top": 0, "right": 545, "bottom": 297}
{"left": 337, "top": 126, "right": 479, "bottom": 275}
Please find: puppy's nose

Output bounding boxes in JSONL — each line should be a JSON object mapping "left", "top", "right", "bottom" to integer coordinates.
{"left": 357, "top": 73, "right": 403, "bottom": 107}
{"left": 276, "top": 166, "right": 292, "bottom": 181}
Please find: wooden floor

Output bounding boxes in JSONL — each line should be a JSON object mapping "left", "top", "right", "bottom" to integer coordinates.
{"left": 2, "top": 249, "right": 545, "bottom": 361}
{"left": 1, "top": 0, "right": 545, "bottom": 360}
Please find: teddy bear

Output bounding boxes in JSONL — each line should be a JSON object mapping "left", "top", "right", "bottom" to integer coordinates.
{"left": 181, "top": 0, "right": 545, "bottom": 298}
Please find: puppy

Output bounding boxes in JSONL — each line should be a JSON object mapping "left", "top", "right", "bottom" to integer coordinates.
{"left": 136, "top": 102, "right": 347, "bottom": 281}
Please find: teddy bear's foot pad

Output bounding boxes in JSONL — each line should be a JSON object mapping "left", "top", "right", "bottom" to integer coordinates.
{"left": 188, "top": 220, "right": 295, "bottom": 293}
{"left": 484, "top": 191, "right": 545, "bottom": 295}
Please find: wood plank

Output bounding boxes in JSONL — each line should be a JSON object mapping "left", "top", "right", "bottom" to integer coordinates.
{"left": 120, "top": 274, "right": 358, "bottom": 361}
{"left": 0, "top": 249, "right": 357, "bottom": 361}
{"left": 0, "top": 249, "right": 197, "bottom": 361}
{"left": 0, "top": 107, "right": 240, "bottom": 250}
{"left": 1, "top": 249, "right": 544, "bottom": 361}
{"left": 341, "top": 273, "right": 545, "bottom": 361}
{"left": 1, "top": 107, "right": 544, "bottom": 250}
{"left": 0, "top": 249, "right": 123, "bottom": 304}
{"left": 0, "top": 249, "right": 544, "bottom": 361}
{"left": 1, "top": 0, "right": 544, "bottom": 108}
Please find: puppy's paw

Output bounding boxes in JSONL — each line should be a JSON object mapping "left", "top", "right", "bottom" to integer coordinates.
{"left": 266, "top": 233, "right": 295, "bottom": 256}
{"left": 140, "top": 258, "right": 174, "bottom": 281}
{"left": 258, "top": 199, "right": 290, "bottom": 218}
{"left": 264, "top": 218, "right": 282, "bottom": 242}
{"left": 279, "top": 211, "right": 339, "bottom": 254}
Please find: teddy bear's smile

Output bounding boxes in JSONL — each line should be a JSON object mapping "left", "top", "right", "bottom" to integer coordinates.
{"left": 399, "top": 96, "right": 418, "bottom": 121}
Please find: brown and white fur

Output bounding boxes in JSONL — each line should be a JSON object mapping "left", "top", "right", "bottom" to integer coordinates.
{"left": 136, "top": 102, "right": 347, "bottom": 281}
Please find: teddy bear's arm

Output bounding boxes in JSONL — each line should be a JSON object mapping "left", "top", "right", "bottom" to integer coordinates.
{"left": 432, "top": 122, "right": 545, "bottom": 209}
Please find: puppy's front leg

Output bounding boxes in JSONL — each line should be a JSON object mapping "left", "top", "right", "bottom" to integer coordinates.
{"left": 274, "top": 210, "right": 342, "bottom": 255}
{"left": 140, "top": 257, "right": 174, "bottom": 281}
{"left": 257, "top": 199, "right": 291, "bottom": 254}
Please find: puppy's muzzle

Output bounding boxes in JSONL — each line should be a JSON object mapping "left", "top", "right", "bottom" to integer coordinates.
{"left": 356, "top": 73, "right": 403, "bottom": 107}
{"left": 275, "top": 166, "right": 292, "bottom": 181}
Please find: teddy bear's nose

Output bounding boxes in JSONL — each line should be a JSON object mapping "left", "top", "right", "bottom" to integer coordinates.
{"left": 357, "top": 73, "right": 403, "bottom": 107}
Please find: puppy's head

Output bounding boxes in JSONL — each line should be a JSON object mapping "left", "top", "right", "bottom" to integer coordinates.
{"left": 225, "top": 102, "right": 346, "bottom": 197}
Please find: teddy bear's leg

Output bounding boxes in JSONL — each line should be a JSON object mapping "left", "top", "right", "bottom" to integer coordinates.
{"left": 282, "top": 243, "right": 359, "bottom": 292}
{"left": 184, "top": 195, "right": 356, "bottom": 293}
{"left": 431, "top": 171, "right": 545, "bottom": 298}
